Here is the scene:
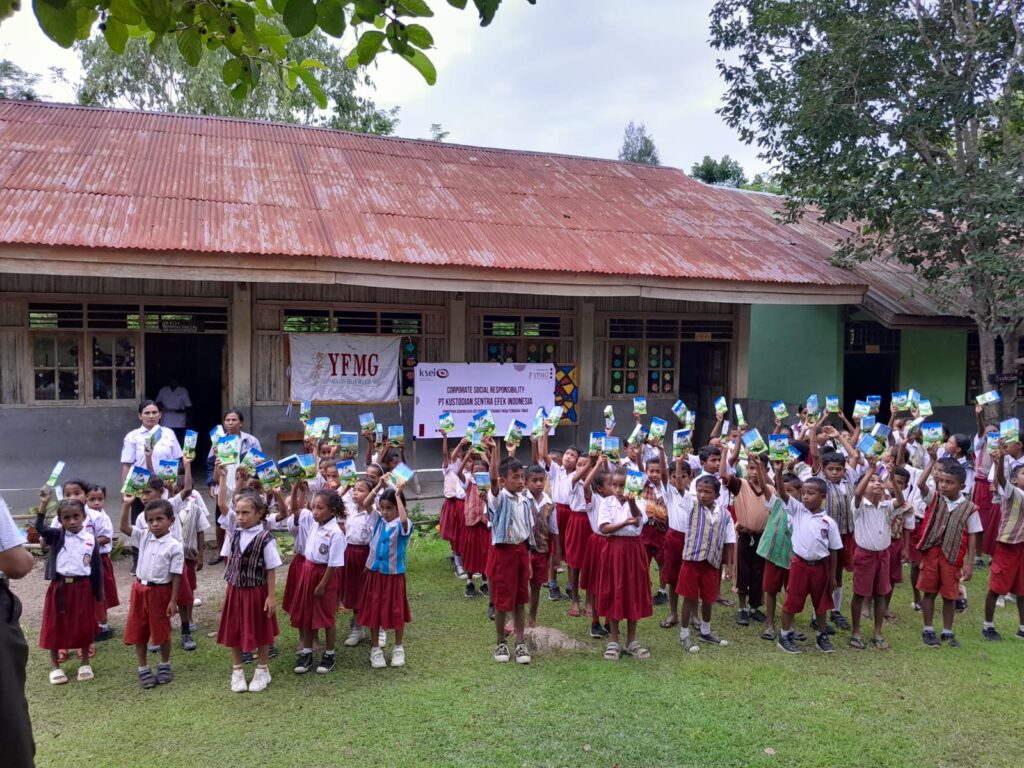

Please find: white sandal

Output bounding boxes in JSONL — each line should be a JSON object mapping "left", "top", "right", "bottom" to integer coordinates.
{"left": 603, "top": 641, "right": 622, "bottom": 661}
{"left": 625, "top": 640, "right": 651, "bottom": 659}
{"left": 77, "top": 665, "right": 94, "bottom": 681}
{"left": 49, "top": 669, "right": 68, "bottom": 685}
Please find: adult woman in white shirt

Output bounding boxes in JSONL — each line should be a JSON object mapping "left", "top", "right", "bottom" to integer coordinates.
{"left": 206, "top": 409, "right": 263, "bottom": 564}
{"left": 120, "top": 400, "right": 184, "bottom": 540}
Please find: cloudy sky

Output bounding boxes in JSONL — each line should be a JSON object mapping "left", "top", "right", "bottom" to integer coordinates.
{"left": 0, "top": 0, "right": 767, "bottom": 175}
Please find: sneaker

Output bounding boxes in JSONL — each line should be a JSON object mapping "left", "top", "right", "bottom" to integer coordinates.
{"left": 315, "top": 652, "right": 336, "bottom": 674}
{"left": 830, "top": 611, "right": 851, "bottom": 631}
{"left": 479, "top": 581, "right": 490, "bottom": 597}
{"left": 230, "top": 668, "right": 247, "bottom": 693}
{"left": 589, "top": 623, "right": 605, "bottom": 639}
{"left": 699, "top": 631, "right": 729, "bottom": 646}
{"left": 912, "top": 602, "right": 922, "bottom": 612}
{"left": 816, "top": 634, "right": 835, "bottom": 653}
{"left": 942, "top": 632, "right": 960, "bottom": 648}
{"left": 293, "top": 652, "right": 315, "bottom": 674}
{"left": 514, "top": 642, "right": 531, "bottom": 664}
{"left": 1016, "top": 628, "right": 1024, "bottom": 640}
{"left": 975, "top": 556, "right": 985, "bottom": 568}
{"left": 793, "top": 631, "right": 808, "bottom": 642}
{"left": 810, "top": 618, "right": 835, "bottom": 635}
{"left": 487, "top": 603, "right": 495, "bottom": 622}
{"left": 681, "top": 634, "right": 700, "bottom": 654}
{"left": 493, "top": 642, "right": 511, "bottom": 663}
{"left": 982, "top": 626, "right": 1003, "bottom": 641}
{"left": 268, "top": 644, "right": 278, "bottom": 659}
{"left": 188, "top": 622, "right": 197, "bottom": 633}
{"left": 548, "top": 585, "right": 562, "bottom": 602}
{"left": 94, "top": 627, "right": 113, "bottom": 642}
{"left": 455, "top": 565, "right": 466, "bottom": 579}
{"left": 736, "top": 609, "right": 750, "bottom": 626}
{"left": 156, "top": 663, "right": 173, "bottom": 685}
{"left": 749, "top": 608, "right": 767, "bottom": 623}
{"left": 344, "top": 626, "right": 363, "bottom": 647}
{"left": 922, "top": 629, "right": 940, "bottom": 647}
{"left": 601, "top": 622, "right": 611, "bottom": 637}
{"left": 242, "top": 651, "right": 255, "bottom": 665}
{"left": 390, "top": 646, "right": 406, "bottom": 667}
{"left": 777, "top": 634, "right": 802, "bottom": 654}
{"left": 996, "top": 595, "right": 1006, "bottom": 608}
{"left": 955, "top": 597, "right": 968, "bottom": 613}
{"left": 370, "top": 647, "right": 386, "bottom": 669}
{"left": 182, "top": 633, "right": 197, "bottom": 651}
{"left": 193, "top": 596, "right": 202, "bottom": 607}
{"left": 653, "top": 590, "right": 668, "bottom": 606}
{"left": 207, "top": 554, "right": 223, "bottom": 566}
{"left": 138, "top": 667, "right": 156, "bottom": 689}
{"left": 248, "top": 666, "right": 270, "bottom": 692}
{"left": 465, "top": 582, "right": 478, "bottom": 598}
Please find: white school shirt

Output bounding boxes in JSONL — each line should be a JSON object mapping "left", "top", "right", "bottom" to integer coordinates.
{"left": 919, "top": 489, "right": 984, "bottom": 535}
{"left": 171, "top": 491, "right": 211, "bottom": 561}
{"left": 597, "top": 495, "right": 647, "bottom": 537}
{"left": 443, "top": 466, "right": 467, "bottom": 500}
{"left": 344, "top": 502, "right": 374, "bottom": 546}
{"left": 0, "top": 496, "right": 25, "bottom": 553}
{"left": 220, "top": 525, "right": 283, "bottom": 570}
{"left": 852, "top": 496, "right": 900, "bottom": 551}
{"left": 974, "top": 435, "right": 994, "bottom": 478}
{"left": 120, "top": 425, "right": 183, "bottom": 468}
{"left": 989, "top": 454, "right": 1024, "bottom": 495}
{"left": 91, "top": 510, "right": 114, "bottom": 555}
{"left": 568, "top": 481, "right": 590, "bottom": 513}
{"left": 784, "top": 498, "right": 843, "bottom": 561}
{"left": 587, "top": 492, "right": 607, "bottom": 533}
{"left": 154, "top": 385, "right": 192, "bottom": 429}
{"left": 299, "top": 511, "right": 347, "bottom": 567}
{"left": 665, "top": 484, "right": 695, "bottom": 533}
{"left": 136, "top": 531, "right": 184, "bottom": 584}
{"left": 547, "top": 463, "right": 572, "bottom": 506}
{"left": 133, "top": 509, "right": 183, "bottom": 549}
{"left": 55, "top": 529, "right": 96, "bottom": 577}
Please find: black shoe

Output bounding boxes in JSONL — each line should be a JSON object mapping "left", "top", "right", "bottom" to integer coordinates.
{"left": 182, "top": 633, "right": 197, "bottom": 651}
{"left": 830, "top": 611, "right": 851, "bottom": 631}
{"left": 602, "top": 622, "right": 611, "bottom": 636}
{"left": 156, "top": 662, "right": 173, "bottom": 685}
{"left": 315, "top": 652, "right": 336, "bottom": 674}
{"left": 749, "top": 608, "right": 767, "bottom": 623}
{"left": 699, "top": 631, "right": 727, "bottom": 645}
{"left": 922, "top": 629, "right": 940, "bottom": 647}
{"left": 955, "top": 597, "right": 968, "bottom": 613}
{"left": 942, "top": 632, "right": 960, "bottom": 648}
{"left": 487, "top": 603, "right": 495, "bottom": 622}
{"left": 268, "top": 644, "right": 278, "bottom": 659}
{"left": 975, "top": 557, "right": 985, "bottom": 568}
{"left": 736, "top": 609, "right": 750, "bottom": 626}
{"left": 207, "top": 554, "right": 222, "bottom": 566}
{"left": 653, "top": 590, "right": 668, "bottom": 606}
{"left": 590, "top": 623, "right": 605, "bottom": 638}
{"left": 241, "top": 651, "right": 255, "bottom": 664}
{"left": 293, "top": 652, "right": 315, "bottom": 674}
{"left": 793, "top": 631, "right": 808, "bottom": 642}
{"left": 777, "top": 634, "right": 801, "bottom": 654}
{"left": 94, "top": 627, "right": 113, "bottom": 642}
{"left": 465, "top": 581, "right": 477, "bottom": 598}
{"left": 480, "top": 582, "right": 490, "bottom": 596}
{"left": 816, "top": 633, "right": 835, "bottom": 653}
{"left": 810, "top": 618, "right": 835, "bottom": 635}
{"left": 548, "top": 585, "right": 562, "bottom": 602}
{"left": 982, "top": 626, "right": 1003, "bottom": 641}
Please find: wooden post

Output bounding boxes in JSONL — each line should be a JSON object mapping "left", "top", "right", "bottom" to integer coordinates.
{"left": 230, "top": 282, "right": 253, "bottom": 409}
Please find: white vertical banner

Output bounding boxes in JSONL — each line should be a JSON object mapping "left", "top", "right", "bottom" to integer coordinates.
{"left": 289, "top": 334, "right": 400, "bottom": 403}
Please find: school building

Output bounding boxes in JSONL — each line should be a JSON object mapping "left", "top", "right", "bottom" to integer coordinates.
{"left": 0, "top": 100, "right": 1013, "bottom": 506}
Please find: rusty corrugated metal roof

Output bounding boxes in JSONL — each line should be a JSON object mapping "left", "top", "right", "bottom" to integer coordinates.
{"left": 0, "top": 100, "right": 866, "bottom": 291}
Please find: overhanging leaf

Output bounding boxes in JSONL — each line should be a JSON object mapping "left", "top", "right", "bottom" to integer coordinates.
{"left": 405, "top": 23, "right": 432, "bottom": 48}
{"left": 401, "top": 47, "right": 436, "bottom": 85}
{"left": 354, "top": 29, "right": 385, "bottom": 64}
{"left": 102, "top": 17, "right": 129, "bottom": 53}
{"left": 316, "top": 0, "right": 345, "bottom": 37}
{"left": 176, "top": 25, "right": 202, "bottom": 66}
{"left": 283, "top": 0, "right": 317, "bottom": 36}
{"left": 33, "top": 0, "right": 77, "bottom": 47}
{"left": 295, "top": 65, "right": 326, "bottom": 108}
{"left": 396, "top": 0, "right": 433, "bottom": 17}
{"left": 109, "top": 0, "right": 142, "bottom": 26}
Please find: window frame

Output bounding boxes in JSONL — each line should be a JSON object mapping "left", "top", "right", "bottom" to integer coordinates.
{"left": 470, "top": 310, "right": 571, "bottom": 365}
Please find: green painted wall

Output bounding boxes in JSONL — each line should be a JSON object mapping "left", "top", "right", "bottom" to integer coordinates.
{"left": 748, "top": 305, "right": 844, "bottom": 403}
{"left": 898, "top": 329, "right": 968, "bottom": 406}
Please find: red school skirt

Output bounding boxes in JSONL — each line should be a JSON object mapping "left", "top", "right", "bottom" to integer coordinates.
{"left": 289, "top": 560, "right": 343, "bottom": 631}
{"left": 40, "top": 579, "right": 96, "bottom": 651}
{"left": 343, "top": 544, "right": 370, "bottom": 610}
{"left": 579, "top": 533, "right": 608, "bottom": 593}
{"left": 660, "top": 529, "right": 686, "bottom": 586}
{"left": 184, "top": 559, "right": 198, "bottom": 592}
{"left": 640, "top": 523, "right": 667, "bottom": 568}
{"left": 217, "top": 583, "right": 279, "bottom": 651}
{"left": 175, "top": 563, "right": 194, "bottom": 609}
{"left": 440, "top": 497, "right": 465, "bottom": 546}
{"left": 101, "top": 554, "right": 120, "bottom": 609}
{"left": 595, "top": 536, "right": 653, "bottom": 622}
{"left": 460, "top": 523, "right": 491, "bottom": 576}
{"left": 556, "top": 503, "right": 572, "bottom": 556}
{"left": 974, "top": 478, "right": 999, "bottom": 557}
{"left": 281, "top": 552, "right": 306, "bottom": 616}
{"left": 358, "top": 570, "right": 411, "bottom": 631}
{"left": 564, "top": 511, "right": 592, "bottom": 570}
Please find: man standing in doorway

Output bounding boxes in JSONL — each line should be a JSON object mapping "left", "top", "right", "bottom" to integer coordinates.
{"left": 0, "top": 494, "right": 36, "bottom": 768}
{"left": 156, "top": 378, "right": 192, "bottom": 446}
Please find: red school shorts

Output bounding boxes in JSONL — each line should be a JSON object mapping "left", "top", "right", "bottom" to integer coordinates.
{"left": 530, "top": 550, "right": 550, "bottom": 587}
{"left": 989, "top": 541, "right": 1024, "bottom": 597}
{"left": 916, "top": 546, "right": 961, "bottom": 601}
{"left": 660, "top": 529, "right": 685, "bottom": 586}
{"left": 887, "top": 538, "right": 904, "bottom": 585}
{"left": 124, "top": 581, "right": 174, "bottom": 646}
{"left": 782, "top": 557, "right": 833, "bottom": 618}
{"left": 762, "top": 560, "right": 789, "bottom": 595}
{"left": 676, "top": 559, "right": 720, "bottom": 603}
{"left": 486, "top": 543, "right": 530, "bottom": 612}
{"left": 852, "top": 546, "right": 892, "bottom": 598}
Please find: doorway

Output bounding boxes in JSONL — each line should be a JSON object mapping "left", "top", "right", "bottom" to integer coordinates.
{"left": 843, "top": 318, "right": 900, "bottom": 424}
{"left": 145, "top": 333, "right": 225, "bottom": 474}
{"left": 678, "top": 341, "right": 730, "bottom": 440}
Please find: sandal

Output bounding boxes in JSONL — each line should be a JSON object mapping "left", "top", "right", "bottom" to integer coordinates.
{"left": 849, "top": 637, "right": 866, "bottom": 650}
{"left": 49, "top": 669, "right": 68, "bottom": 685}
{"left": 716, "top": 597, "right": 733, "bottom": 607}
{"left": 77, "top": 665, "right": 94, "bottom": 681}
{"left": 567, "top": 606, "right": 582, "bottom": 617}
{"left": 603, "top": 641, "right": 621, "bottom": 661}
{"left": 871, "top": 637, "right": 889, "bottom": 650}
{"left": 625, "top": 640, "right": 651, "bottom": 659}
{"left": 659, "top": 617, "right": 679, "bottom": 629}
{"left": 760, "top": 628, "right": 776, "bottom": 641}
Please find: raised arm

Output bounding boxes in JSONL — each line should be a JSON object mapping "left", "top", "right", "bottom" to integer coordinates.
{"left": 440, "top": 432, "right": 450, "bottom": 469}
{"left": 808, "top": 423, "right": 822, "bottom": 474}
{"left": 994, "top": 443, "right": 1008, "bottom": 489}
{"left": 118, "top": 495, "right": 134, "bottom": 536}
{"left": 917, "top": 444, "right": 939, "bottom": 497}
{"left": 854, "top": 457, "right": 875, "bottom": 504}
{"left": 772, "top": 460, "right": 790, "bottom": 504}
{"left": 974, "top": 403, "right": 987, "bottom": 441}
{"left": 488, "top": 437, "right": 500, "bottom": 497}
{"left": 179, "top": 456, "right": 194, "bottom": 500}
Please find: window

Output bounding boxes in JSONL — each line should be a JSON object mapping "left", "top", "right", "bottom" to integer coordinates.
{"left": 966, "top": 332, "right": 1023, "bottom": 401}
{"left": 91, "top": 335, "right": 137, "bottom": 400}
{"left": 480, "top": 314, "right": 562, "bottom": 363}
{"left": 33, "top": 335, "right": 80, "bottom": 401}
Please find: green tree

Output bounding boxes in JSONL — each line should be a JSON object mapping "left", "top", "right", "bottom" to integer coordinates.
{"left": 76, "top": 29, "right": 399, "bottom": 133}
{"left": 710, "top": 0, "right": 1024, "bottom": 413}
{"left": 690, "top": 154, "right": 746, "bottom": 186}
{"left": 741, "top": 173, "right": 781, "bottom": 194}
{"left": 618, "top": 121, "right": 660, "bottom": 165}
{"left": 0, "top": 58, "right": 40, "bottom": 100}
{"left": 13, "top": 0, "right": 533, "bottom": 105}
{"left": 428, "top": 121, "right": 448, "bottom": 141}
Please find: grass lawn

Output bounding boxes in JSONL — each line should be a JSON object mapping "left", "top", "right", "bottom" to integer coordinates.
{"left": 23, "top": 535, "right": 1024, "bottom": 768}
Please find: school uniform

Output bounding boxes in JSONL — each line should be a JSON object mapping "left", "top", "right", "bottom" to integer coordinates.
{"left": 781, "top": 499, "right": 842, "bottom": 618}
{"left": 578, "top": 493, "right": 608, "bottom": 594}
{"left": 901, "top": 466, "right": 930, "bottom": 565}
{"left": 731, "top": 478, "right": 769, "bottom": 609}
{"left": 851, "top": 496, "right": 901, "bottom": 598}
{"left": 36, "top": 511, "right": 103, "bottom": 651}
{"left": 640, "top": 481, "right": 668, "bottom": 569}
{"left": 289, "top": 511, "right": 346, "bottom": 631}
{"left": 358, "top": 511, "right": 413, "bottom": 630}
{"left": 171, "top": 492, "right": 211, "bottom": 596}
{"left": 689, "top": 472, "right": 731, "bottom": 513}
{"left": 125, "top": 530, "right": 184, "bottom": 647}
{"left": 526, "top": 492, "right": 554, "bottom": 587}
{"left": 594, "top": 496, "right": 652, "bottom": 622}
{"left": 216, "top": 526, "right": 282, "bottom": 650}
{"left": 439, "top": 466, "right": 467, "bottom": 547}
{"left": 660, "top": 485, "right": 693, "bottom": 587}
{"left": 281, "top": 509, "right": 311, "bottom": 617}
{"left": 757, "top": 496, "right": 793, "bottom": 594}
{"left": 972, "top": 437, "right": 998, "bottom": 556}
{"left": 819, "top": 470, "right": 856, "bottom": 579}
{"left": 548, "top": 462, "right": 573, "bottom": 556}
{"left": 988, "top": 480, "right": 1024, "bottom": 597}
{"left": 459, "top": 479, "right": 491, "bottom": 577}
{"left": 485, "top": 489, "right": 534, "bottom": 612}
{"left": 888, "top": 505, "right": 915, "bottom": 586}
{"left": 676, "top": 500, "right": 737, "bottom": 604}
{"left": 342, "top": 496, "right": 373, "bottom": 611}
{"left": 132, "top": 501, "right": 194, "bottom": 610}
{"left": 563, "top": 481, "right": 593, "bottom": 570}
{"left": 915, "top": 489, "right": 983, "bottom": 601}
{"left": 89, "top": 510, "right": 120, "bottom": 611}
